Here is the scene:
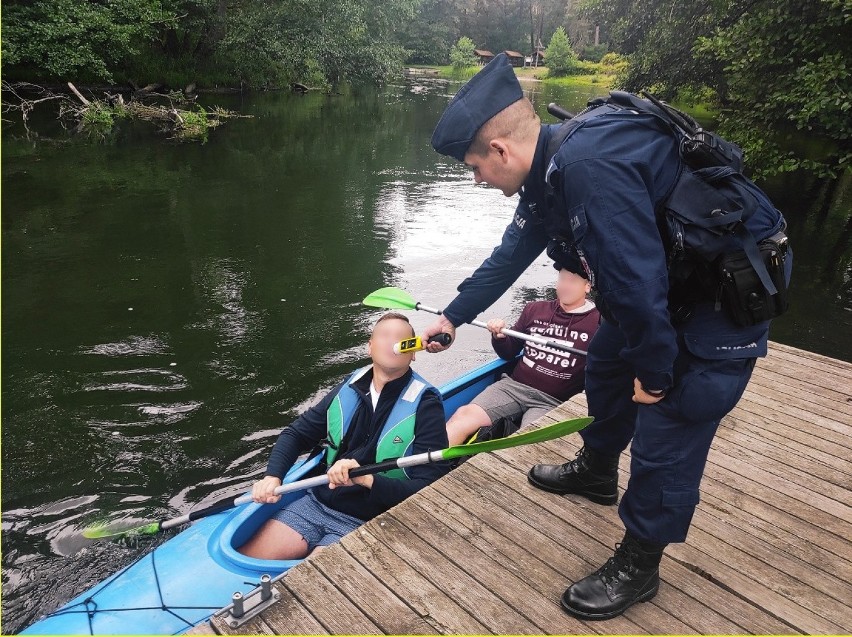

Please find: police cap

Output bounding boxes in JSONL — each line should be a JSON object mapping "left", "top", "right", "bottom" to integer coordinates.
{"left": 430, "top": 53, "right": 523, "bottom": 162}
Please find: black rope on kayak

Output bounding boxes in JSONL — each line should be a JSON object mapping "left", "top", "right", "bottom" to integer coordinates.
{"left": 36, "top": 556, "right": 140, "bottom": 635}
{"left": 36, "top": 548, "right": 222, "bottom": 633}
{"left": 147, "top": 549, "right": 221, "bottom": 630}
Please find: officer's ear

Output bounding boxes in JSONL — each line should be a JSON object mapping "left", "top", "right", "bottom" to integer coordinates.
{"left": 490, "top": 139, "right": 510, "bottom": 163}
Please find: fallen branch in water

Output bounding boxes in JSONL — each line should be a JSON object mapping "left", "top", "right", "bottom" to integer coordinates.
{"left": 2, "top": 81, "right": 251, "bottom": 142}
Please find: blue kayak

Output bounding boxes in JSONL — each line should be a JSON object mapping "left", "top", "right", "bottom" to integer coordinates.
{"left": 22, "top": 358, "right": 511, "bottom": 635}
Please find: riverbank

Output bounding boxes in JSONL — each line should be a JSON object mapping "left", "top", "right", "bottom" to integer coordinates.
{"left": 406, "top": 64, "right": 617, "bottom": 89}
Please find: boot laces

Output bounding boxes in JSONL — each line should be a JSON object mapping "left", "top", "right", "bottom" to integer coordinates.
{"left": 598, "top": 541, "right": 640, "bottom": 583}
{"left": 568, "top": 446, "right": 591, "bottom": 471}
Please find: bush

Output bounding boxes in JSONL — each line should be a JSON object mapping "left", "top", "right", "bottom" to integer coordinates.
{"left": 599, "top": 52, "right": 628, "bottom": 75}
{"left": 450, "top": 37, "right": 477, "bottom": 71}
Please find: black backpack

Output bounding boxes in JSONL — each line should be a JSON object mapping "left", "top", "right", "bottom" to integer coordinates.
{"left": 544, "top": 91, "right": 789, "bottom": 327}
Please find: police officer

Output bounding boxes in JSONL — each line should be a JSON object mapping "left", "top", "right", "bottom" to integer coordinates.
{"left": 422, "top": 53, "right": 790, "bottom": 620}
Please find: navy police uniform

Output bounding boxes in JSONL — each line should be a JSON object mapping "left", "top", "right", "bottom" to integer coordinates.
{"left": 431, "top": 54, "right": 791, "bottom": 550}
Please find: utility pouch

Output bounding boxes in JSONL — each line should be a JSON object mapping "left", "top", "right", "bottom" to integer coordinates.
{"left": 718, "top": 230, "right": 789, "bottom": 326}
{"left": 680, "top": 130, "right": 744, "bottom": 172}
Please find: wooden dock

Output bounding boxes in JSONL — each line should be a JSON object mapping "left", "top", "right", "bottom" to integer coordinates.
{"left": 197, "top": 342, "right": 851, "bottom": 635}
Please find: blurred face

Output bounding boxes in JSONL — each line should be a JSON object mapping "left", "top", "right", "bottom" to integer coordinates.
{"left": 464, "top": 142, "right": 527, "bottom": 197}
{"left": 367, "top": 318, "right": 416, "bottom": 372}
{"left": 556, "top": 269, "right": 591, "bottom": 307}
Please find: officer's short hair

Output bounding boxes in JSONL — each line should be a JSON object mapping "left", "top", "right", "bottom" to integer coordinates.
{"left": 467, "top": 98, "right": 540, "bottom": 158}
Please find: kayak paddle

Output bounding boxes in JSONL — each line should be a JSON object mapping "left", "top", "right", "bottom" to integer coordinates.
{"left": 363, "top": 286, "right": 588, "bottom": 356}
{"left": 82, "top": 415, "right": 591, "bottom": 540}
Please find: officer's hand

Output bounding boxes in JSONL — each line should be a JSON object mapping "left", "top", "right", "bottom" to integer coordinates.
{"left": 251, "top": 475, "right": 283, "bottom": 504}
{"left": 327, "top": 458, "right": 373, "bottom": 489}
{"left": 486, "top": 318, "right": 507, "bottom": 339}
{"left": 632, "top": 378, "right": 666, "bottom": 405}
{"left": 422, "top": 317, "right": 456, "bottom": 353}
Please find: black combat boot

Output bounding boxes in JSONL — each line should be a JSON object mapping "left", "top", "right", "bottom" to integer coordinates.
{"left": 561, "top": 533, "right": 665, "bottom": 620}
{"left": 527, "top": 446, "right": 619, "bottom": 505}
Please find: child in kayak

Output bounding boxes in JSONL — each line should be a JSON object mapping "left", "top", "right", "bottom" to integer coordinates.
{"left": 446, "top": 266, "right": 600, "bottom": 445}
{"left": 239, "top": 312, "right": 449, "bottom": 559}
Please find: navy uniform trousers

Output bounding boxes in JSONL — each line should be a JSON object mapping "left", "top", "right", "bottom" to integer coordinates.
{"left": 580, "top": 312, "right": 761, "bottom": 545}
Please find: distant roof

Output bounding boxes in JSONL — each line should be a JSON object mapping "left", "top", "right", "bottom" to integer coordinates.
{"left": 474, "top": 49, "right": 494, "bottom": 57}
{"left": 504, "top": 50, "right": 524, "bottom": 58}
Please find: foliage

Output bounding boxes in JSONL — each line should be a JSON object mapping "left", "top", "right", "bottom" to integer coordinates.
{"left": 398, "top": 0, "right": 458, "bottom": 64}
{"left": 1, "top": 0, "right": 417, "bottom": 89}
{"left": 1, "top": 0, "right": 174, "bottom": 82}
{"left": 579, "top": 0, "right": 851, "bottom": 177}
{"left": 450, "top": 36, "right": 478, "bottom": 71}
{"left": 695, "top": 0, "right": 851, "bottom": 178}
{"left": 544, "top": 27, "right": 579, "bottom": 77}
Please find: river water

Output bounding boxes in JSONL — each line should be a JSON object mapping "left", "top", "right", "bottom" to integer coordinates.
{"left": 1, "top": 77, "right": 849, "bottom": 633}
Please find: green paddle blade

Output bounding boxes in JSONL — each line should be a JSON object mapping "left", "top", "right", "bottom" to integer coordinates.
{"left": 362, "top": 287, "right": 418, "bottom": 310}
{"left": 82, "top": 520, "right": 161, "bottom": 540}
{"left": 442, "top": 416, "right": 593, "bottom": 460}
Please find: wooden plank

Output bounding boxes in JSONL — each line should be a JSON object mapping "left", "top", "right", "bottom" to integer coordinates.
{"left": 536, "top": 432, "right": 852, "bottom": 562}
{"left": 669, "top": 528, "right": 848, "bottom": 633}
{"left": 519, "top": 443, "right": 849, "bottom": 636}
{"left": 466, "top": 452, "right": 797, "bottom": 634}
{"left": 338, "top": 525, "right": 490, "bottom": 634}
{"left": 697, "top": 487, "right": 852, "bottom": 579}
{"left": 532, "top": 423, "right": 852, "bottom": 533}
{"left": 307, "top": 539, "right": 436, "bottom": 634}
{"left": 749, "top": 366, "right": 852, "bottom": 416}
{"left": 755, "top": 355, "right": 852, "bottom": 395}
{"left": 689, "top": 508, "right": 852, "bottom": 612}
{"left": 429, "top": 468, "right": 746, "bottom": 634}
{"left": 704, "top": 447, "right": 852, "bottom": 527}
{"left": 391, "top": 497, "right": 618, "bottom": 634}
{"left": 280, "top": 560, "right": 382, "bottom": 634}
{"left": 495, "top": 447, "right": 844, "bottom": 634}
{"left": 249, "top": 583, "right": 328, "bottom": 635}
{"left": 719, "top": 411, "right": 852, "bottom": 473}
{"left": 426, "top": 477, "right": 646, "bottom": 635}
{"left": 356, "top": 511, "right": 541, "bottom": 634}
{"left": 709, "top": 425, "right": 852, "bottom": 497}
{"left": 740, "top": 380, "right": 852, "bottom": 438}
{"left": 734, "top": 382, "right": 852, "bottom": 441}
{"left": 767, "top": 342, "right": 852, "bottom": 376}
{"left": 735, "top": 392, "right": 852, "bottom": 446}
{"left": 420, "top": 483, "right": 630, "bottom": 635}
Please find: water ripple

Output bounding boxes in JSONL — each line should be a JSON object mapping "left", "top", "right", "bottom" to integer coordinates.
{"left": 79, "top": 335, "right": 171, "bottom": 357}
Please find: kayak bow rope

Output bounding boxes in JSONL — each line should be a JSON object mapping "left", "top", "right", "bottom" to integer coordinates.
{"left": 83, "top": 415, "right": 591, "bottom": 541}
{"left": 363, "top": 286, "right": 588, "bottom": 356}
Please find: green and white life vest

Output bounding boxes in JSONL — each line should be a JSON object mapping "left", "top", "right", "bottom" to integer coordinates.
{"left": 325, "top": 366, "right": 434, "bottom": 480}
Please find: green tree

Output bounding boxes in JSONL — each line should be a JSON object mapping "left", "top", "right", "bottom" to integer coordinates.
{"left": 399, "top": 0, "right": 462, "bottom": 64}
{"left": 1, "top": 0, "right": 174, "bottom": 82}
{"left": 449, "top": 36, "right": 477, "bottom": 70}
{"left": 579, "top": 0, "right": 851, "bottom": 178}
{"left": 544, "top": 26, "right": 578, "bottom": 76}
{"left": 1, "top": 0, "right": 416, "bottom": 88}
{"left": 695, "top": 0, "right": 851, "bottom": 178}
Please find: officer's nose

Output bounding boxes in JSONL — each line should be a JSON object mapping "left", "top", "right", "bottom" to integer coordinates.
{"left": 473, "top": 173, "right": 483, "bottom": 184}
